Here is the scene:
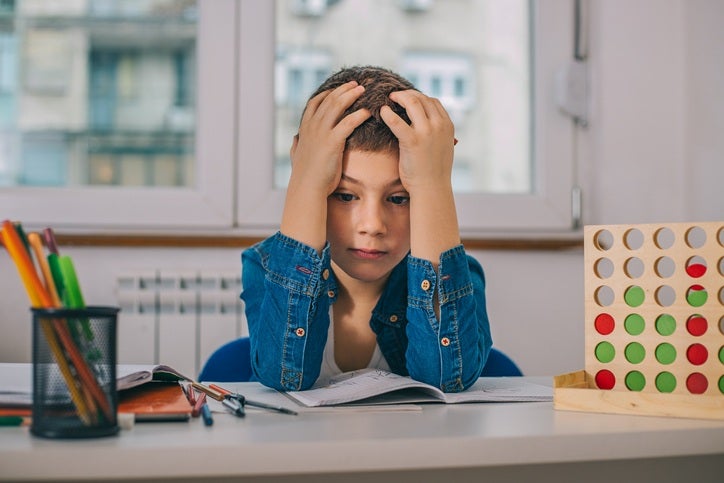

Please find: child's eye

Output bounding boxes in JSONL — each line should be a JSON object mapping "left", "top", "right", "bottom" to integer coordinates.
{"left": 387, "top": 195, "right": 410, "bottom": 206}
{"left": 331, "top": 192, "right": 356, "bottom": 203}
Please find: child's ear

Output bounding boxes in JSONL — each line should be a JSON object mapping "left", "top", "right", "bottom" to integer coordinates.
{"left": 290, "top": 134, "right": 299, "bottom": 158}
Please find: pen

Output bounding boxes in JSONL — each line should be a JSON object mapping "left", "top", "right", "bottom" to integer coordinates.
{"left": 209, "top": 383, "right": 297, "bottom": 416}
{"left": 200, "top": 403, "right": 213, "bottom": 426}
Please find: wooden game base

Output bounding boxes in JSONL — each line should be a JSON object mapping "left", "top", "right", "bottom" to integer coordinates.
{"left": 554, "top": 370, "right": 724, "bottom": 420}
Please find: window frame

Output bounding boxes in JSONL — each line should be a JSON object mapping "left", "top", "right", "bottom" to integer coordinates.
{"left": 2, "top": 0, "right": 237, "bottom": 231}
{"left": 3, "top": 0, "right": 578, "bottom": 238}
{"left": 237, "top": 0, "right": 577, "bottom": 237}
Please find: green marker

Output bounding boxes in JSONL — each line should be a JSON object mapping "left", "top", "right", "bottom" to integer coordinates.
{"left": 0, "top": 416, "right": 26, "bottom": 427}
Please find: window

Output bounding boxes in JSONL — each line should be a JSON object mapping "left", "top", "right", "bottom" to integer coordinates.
{"left": 2, "top": 0, "right": 236, "bottom": 229}
{"left": 239, "top": 0, "right": 577, "bottom": 235}
{"left": 4, "top": 0, "right": 577, "bottom": 236}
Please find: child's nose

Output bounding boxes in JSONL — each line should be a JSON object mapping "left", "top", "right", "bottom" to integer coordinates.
{"left": 357, "top": 201, "right": 386, "bottom": 236}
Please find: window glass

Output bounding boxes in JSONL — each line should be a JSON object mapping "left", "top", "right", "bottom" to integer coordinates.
{"left": 0, "top": 0, "right": 197, "bottom": 188}
{"left": 274, "top": 0, "right": 532, "bottom": 194}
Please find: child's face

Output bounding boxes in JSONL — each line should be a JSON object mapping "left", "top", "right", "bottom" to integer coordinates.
{"left": 327, "top": 149, "right": 411, "bottom": 284}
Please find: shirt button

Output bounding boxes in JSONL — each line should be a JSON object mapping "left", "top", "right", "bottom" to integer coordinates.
{"left": 441, "top": 337, "right": 450, "bottom": 347}
{"left": 322, "top": 269, "right": 330, "bottom": 280}
{"left": 327, "top": 290, "right": 335, "bottom": 298}
{"left": 421, "top": 279, "right": 431, "bottom": 291}
{"left": 295, "top": 328, "right": 305, "bottom": 337}
{"left": 389, "top": 314, "right": 398, "bottom": 323}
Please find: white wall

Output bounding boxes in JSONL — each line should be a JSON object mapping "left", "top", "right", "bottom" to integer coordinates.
{"left": 1, "top": 0, "right": 722, "bottom": 376}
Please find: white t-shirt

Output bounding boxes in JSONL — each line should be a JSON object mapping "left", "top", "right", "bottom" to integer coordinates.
{"left": 316, "top": 308, "right": 390, "bottom": 388}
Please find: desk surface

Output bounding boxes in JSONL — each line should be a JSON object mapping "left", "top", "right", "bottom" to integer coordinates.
{"left": 1, "top": 378, "right": 724, "bottom": 482}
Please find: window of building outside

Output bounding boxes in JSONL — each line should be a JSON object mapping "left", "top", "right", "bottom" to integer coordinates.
{"left": 0, "top": 0, "right": 197, "bottom": 189}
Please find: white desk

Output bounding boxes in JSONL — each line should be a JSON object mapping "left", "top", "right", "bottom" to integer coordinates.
{"left": 1, "top": 379, "right": 723, "bottom": 482}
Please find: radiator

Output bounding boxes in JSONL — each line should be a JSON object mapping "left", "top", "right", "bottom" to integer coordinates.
{"left": 116, "top": 269, "right": 246, "bottom": 378}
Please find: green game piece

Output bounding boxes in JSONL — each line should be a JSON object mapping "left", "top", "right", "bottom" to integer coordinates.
{"left": 624, "top": 286, "right": 645, "bottom": 307}
{"left": 655, "top": 314, "right": 677, "bottom": 336}
{"left": 719, "top": 376, "right": 724, "bottom": 395}
{"left": 686, "top": 288, "right": 708, "bottom": 307}
{"left": 624, "top": 314, "right": 645, "bottom": 335}
{"left": 595, "top": 341, "right": 615, "bottom": 363}
{"left": 655, "top": 343, "right": 677, "bottom": 364}
{"left": 625, "top": 371, "right": 646, "bottom": 391}
{"left": 719, "top": 346, "right": 724, "bottom": 364}
{"left": 655, "top": 372, "right": 677, "bottom": 393}
{"left": 624, "top": 342, "right": 645, "bottom": 364}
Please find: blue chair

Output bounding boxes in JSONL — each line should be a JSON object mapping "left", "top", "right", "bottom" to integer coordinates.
{"left": 198, "top": 336, "right": 522, "bottom": 382}
{"left": 481, "top": 347, "right": 523, "bottom": 377}
{"left": 198, "top": 337, "right": 253, "bottom": 382}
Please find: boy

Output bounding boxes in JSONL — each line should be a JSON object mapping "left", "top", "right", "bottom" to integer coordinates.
{"left": 241, "top": 66, "right": 491, "bottom": 392}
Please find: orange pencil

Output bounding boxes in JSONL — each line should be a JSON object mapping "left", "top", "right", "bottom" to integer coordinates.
{"left": 27, "top": 233, "right": 62, "bottom": 307}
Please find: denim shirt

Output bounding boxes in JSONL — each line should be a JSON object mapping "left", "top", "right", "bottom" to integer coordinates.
{"left": 241, "top": 231, "right": 492, "bottom": 392}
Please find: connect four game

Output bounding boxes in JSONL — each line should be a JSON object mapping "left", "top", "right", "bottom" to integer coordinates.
{"left": 554, "top": 221, "right": 724, "bottom": 420}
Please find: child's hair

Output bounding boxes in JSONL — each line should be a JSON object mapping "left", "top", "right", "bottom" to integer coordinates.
{"left": 308, "top": 65, "right": 416, "bottom": 153}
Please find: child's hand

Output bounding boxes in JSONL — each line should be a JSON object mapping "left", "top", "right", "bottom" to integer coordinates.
{"left": 379, "top": 90, "right": 455, "bottom": 194}
{"left": 290, "top": 81, "right": 371, "bottom": 195}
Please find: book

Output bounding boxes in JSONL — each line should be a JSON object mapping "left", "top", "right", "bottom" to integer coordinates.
{"left": 116, "top": 364, "right": 191, "bottom": 391}
{"left": 118, "top": 382, "right": 192, "bottom": 422}
{"left": 285, "top": 369, "right": 553, "bottom": 407}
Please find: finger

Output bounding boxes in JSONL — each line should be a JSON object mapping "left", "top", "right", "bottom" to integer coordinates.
{"left": 333, "top": 108, "right": 371, "bottom": 139}
{"left": 380, "top": 104, "right": 413, "bottom": 140}
{"left": 389, "top": 90, "right": 435, "bottom": 122}
{"left": 315, "top": 81, "right": 364, "bottom": 125}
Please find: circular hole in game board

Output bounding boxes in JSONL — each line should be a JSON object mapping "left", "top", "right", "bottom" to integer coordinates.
{"left": 686, "top": 285, "right": 708, "bottom": 307}
{"left": 721, "top": 316, "right": 724, "bottom": 336}
{"left": 686, "top": 314, "right": 707, "bottom": 336}
{"left": 719, "top": 286, "right": 724, "bottom": 306}
{"left": 655, "top": 314, "right": 677, "bottom": 336}
{"left": 624, "top": 228, "right": 644, "bottom": 250}
{"left": 624, "top": 313, "right": 645, "bottom": 335}
{"left": 595, "top": 370, "right": 616, "bottom": 390}
{"left": 719, "top": 226, "right": 724, "bottom": 247}
{"left": 654, "top": 256, "right": 675, "bottom": 278}
{"left": 594, "top": 258, "right": 614, "bottom": 279}
{"left": 594, "top": 230, "right": 614, "bottom": 251}
{"left": 594, "top": 313, "right": 615, "bottom": 335}
{"left": 595, "top": 341, "right": 616, "bottom": 363}
{"left": 687, "top": 343, "right": 708, "bottom": 365}
{"left": 686, "top": 373, "right": 708, "bottom": 394}
{"left": 655, "top": 372, "right": 676, "bottom": 393}
{"left": 685, "top": 226, "right": 707, "bottom": 249}
{"left": 720, "top": 256, "right": 724, "bottom": 276}
{"left": 655, "top": 285, "right": 676, "bottom": 307}
{"left": 594, "top": 286, "right": 615, "bottom": 307}
{"left": 685, "top": 256, "right": 707, "bottom": 278}
{"left": 654, "top": 227, "right": 675, "bottom": 249}
{"left": 624, "top": 285, "right": 645, "bottom": 307}
{"left": 624, "top": 257, "right": 644, "bottom": 278}
{"left": 655, "top": 343, "right": 677, "bottom": 364}
{"left": 625, "top": 371, "right": 646, "bottom": 391}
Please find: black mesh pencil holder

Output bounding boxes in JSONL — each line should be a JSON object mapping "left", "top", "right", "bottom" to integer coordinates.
{"left": 31, "top": 306, "right": 120, "bottom": 439}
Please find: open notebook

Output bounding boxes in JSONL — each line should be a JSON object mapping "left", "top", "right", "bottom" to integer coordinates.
{"left": 285, "top": 369, "right": 553, "bottom": 407}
